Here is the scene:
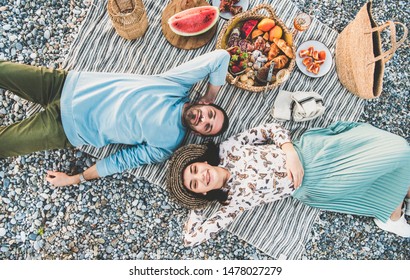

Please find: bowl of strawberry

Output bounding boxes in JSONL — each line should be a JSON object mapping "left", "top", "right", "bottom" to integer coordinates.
{"left": 227, "top": 46, "right": 249, "bottom": 76}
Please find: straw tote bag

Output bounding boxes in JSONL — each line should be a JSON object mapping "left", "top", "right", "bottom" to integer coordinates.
{"left": 335, "top": 2, "right": 407, "bottom": 99}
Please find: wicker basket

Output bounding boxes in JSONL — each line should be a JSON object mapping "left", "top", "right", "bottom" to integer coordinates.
{"left": 216, "top": 4, "right": 296, "bottom": 92}
{"left": 107, "top": 0, "right": 148, "bottom": 40}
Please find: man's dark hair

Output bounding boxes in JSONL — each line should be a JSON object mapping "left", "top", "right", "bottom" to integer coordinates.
{"left": 208, "top": 103, "right": 229, "bottom": 136}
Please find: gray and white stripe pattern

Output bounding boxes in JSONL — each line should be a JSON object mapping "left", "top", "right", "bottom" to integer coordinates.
{"left": 28, "top": 0, "right": 364, "bottom": 259}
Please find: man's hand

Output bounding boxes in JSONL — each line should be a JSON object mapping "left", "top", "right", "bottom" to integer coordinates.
{"left": 45, "top": 170, "right": 78, "bottom": 187}
{"left": 45, "top": 164, "right": 99, "bottom": 187}
{"left": 198, "top": 95, "right": 215, "bottom": 104}
{"left": 198, "top": 83, "right": 221, "bottom": 104}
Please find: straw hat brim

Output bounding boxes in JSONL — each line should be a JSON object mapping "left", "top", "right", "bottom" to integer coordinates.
{"left": 167, "top": 144, "right": 210, "bottom": 209}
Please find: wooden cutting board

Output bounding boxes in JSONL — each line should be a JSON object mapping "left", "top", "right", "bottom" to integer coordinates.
{"left": 161, "top": 0, "right": 218, "bottom": 50}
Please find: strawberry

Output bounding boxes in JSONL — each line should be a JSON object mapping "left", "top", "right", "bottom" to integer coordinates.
{"left": 231, "top": 65, "right": 241, "bottom": 73}
{"left": 238, "top": 60, "right": 247, "bottom": 69}
{"left": 240, "top": 52, "right": 248, "bottom": 60}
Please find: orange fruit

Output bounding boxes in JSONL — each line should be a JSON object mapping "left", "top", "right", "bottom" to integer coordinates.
{"left": 283, "top": 33, "right": 293, "bottom": 46}
{"left": 251, "top": 29, "right": 264, "bottom": 39}
{"left": 269, "top": 26, "right": 283, "bottom": 41}
{"left": 257, "top": 18, "right": 275, "bottom": 32}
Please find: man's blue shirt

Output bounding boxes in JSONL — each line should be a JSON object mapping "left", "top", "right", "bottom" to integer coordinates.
{"left": 60, "top": 50, "right": 230, "bottom": 177}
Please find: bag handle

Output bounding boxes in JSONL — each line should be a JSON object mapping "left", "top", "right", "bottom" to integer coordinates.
{"left": 251, "top": 4, "right": 277, "bottom": 19}
{"left": 366, "top": 21, "right": 408, "bottom": 64}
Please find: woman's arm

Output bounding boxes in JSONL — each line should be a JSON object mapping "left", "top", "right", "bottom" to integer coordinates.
{"left": 281, "top": 142, "right": 304, "bottom": 188}
{"left": 183, "top": 201, "right": 244, "bottom": 247}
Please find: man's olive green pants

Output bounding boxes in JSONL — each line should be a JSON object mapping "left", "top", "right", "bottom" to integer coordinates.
{"left": 0, "top": 61, "right": 73, "bottom": 158}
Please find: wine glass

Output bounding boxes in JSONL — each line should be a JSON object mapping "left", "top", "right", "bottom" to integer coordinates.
{"left": 292, "top": 12, "right": 312, "bottom": 38}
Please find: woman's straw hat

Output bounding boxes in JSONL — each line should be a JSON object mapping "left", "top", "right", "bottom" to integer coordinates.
{"left": 166, "top": 144, "right": 209, "bottom": 209}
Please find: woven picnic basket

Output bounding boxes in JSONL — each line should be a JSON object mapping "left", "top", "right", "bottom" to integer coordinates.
{"left": 216, "top": 4, "right": 296, "bottom": 92}
{"left": 107, "top": 0, "right": 148, "bottom": 40}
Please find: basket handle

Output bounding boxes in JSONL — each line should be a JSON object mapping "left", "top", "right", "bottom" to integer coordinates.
{"left": 229, "top": 75, "right": 241, "bottom": 86}
{"left": 366, "top": 21, "right": 408, "bottom": 64}
{"left": 250, "top": 4, "right": 277, "bottom": 19}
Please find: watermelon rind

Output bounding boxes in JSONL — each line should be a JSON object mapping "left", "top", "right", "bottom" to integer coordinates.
{"left": 168, "top": 6, "right": 219, "bottom": 37}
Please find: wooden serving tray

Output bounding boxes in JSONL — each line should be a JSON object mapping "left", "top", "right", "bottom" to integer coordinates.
{"left": 161, "top": 0, "right": 218, "bottom": 50}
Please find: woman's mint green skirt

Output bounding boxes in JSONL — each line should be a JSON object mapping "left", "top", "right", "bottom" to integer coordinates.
{"left": 292, "top": 122, "right": 410, "bottom": 222}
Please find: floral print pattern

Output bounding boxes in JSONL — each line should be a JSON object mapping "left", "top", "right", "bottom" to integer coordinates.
{"left": 184, "top": 123, "right": 296, "bottom": 247}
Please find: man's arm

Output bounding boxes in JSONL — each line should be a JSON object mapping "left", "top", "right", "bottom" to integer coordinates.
{"left": 46, "top": 164, "right": 99, "bottom": 187}
{"left": 160, "top": 49, "right": 230, "bottom": 94}
{"left": 45, "top": 144, "right": 173, "bottom": 187}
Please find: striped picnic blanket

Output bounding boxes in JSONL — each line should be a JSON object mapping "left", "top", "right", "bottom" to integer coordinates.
{"left": 32, "top": 0, "right": 364, "bottom": 259}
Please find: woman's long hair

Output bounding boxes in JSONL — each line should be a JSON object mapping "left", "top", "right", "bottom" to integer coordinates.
{"left": 186, "top": 142, "right": 229, "bottom": 205}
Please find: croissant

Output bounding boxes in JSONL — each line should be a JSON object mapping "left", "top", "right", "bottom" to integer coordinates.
{"left": 265, "top": 55, "right": 289, "bottom": 69}
{"left": 268, "top": 43, "right": 280, "bottom": 60}
{"left": 272, "top": 38, "right": 294, "bottom": 58}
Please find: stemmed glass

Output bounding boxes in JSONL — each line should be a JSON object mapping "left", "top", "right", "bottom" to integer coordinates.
{"left": 292, "top": 12, "right": 312, "bottom": 39}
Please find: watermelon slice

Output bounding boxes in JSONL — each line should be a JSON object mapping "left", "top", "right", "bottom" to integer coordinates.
{"left": 168, "top": 6, "right": 219, "bottom": 36}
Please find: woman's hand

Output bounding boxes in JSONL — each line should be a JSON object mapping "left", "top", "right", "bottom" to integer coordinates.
{"left": 45, "top": 170, "right": 78, "bottom": 187}
{"left": 281, "top": 142, "right": 304, "bottom": 188}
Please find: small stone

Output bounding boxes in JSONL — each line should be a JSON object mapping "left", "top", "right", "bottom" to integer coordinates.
{"left": 21, "top": 231, "right": 26, "bottom": 242}
{"left": 33, "top": 241, "right": 40, "bottom": 251}
{"left": 106, "top": 246, "right": 114, "bottom": 254}
{"left": 44, "top": 204, "right": 52, "bottom": 210}
{"left": 15, "top": 212, "right": 25, "bottom": 221}
{"left": 9, "top": 35, "right": 17, "bottom": 42}
{"left": 0, "top": 228, "right": 7, "bottom": 237}
{"left": 28, "top": 233, "right": 37, "bottom": 241}
{"left": 3, "top": 179, "right": 10, "bottom": 188}
{"left": 44, "top": 30, "right": 51, "bottom": 39}
{"left": 136, "top": 251, "right": 144, "bottom": 259}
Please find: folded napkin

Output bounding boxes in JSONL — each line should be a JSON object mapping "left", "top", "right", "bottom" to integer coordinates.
{"left": 271, "top": 90, "right": 326, "bottom": 122}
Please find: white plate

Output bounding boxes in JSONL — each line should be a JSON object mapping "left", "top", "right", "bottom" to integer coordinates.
{"left": 212, "top": 0, "right": 249, "bottom": 20}
{"left": 296, "top": 40, "right": 332, "bottom": 78}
